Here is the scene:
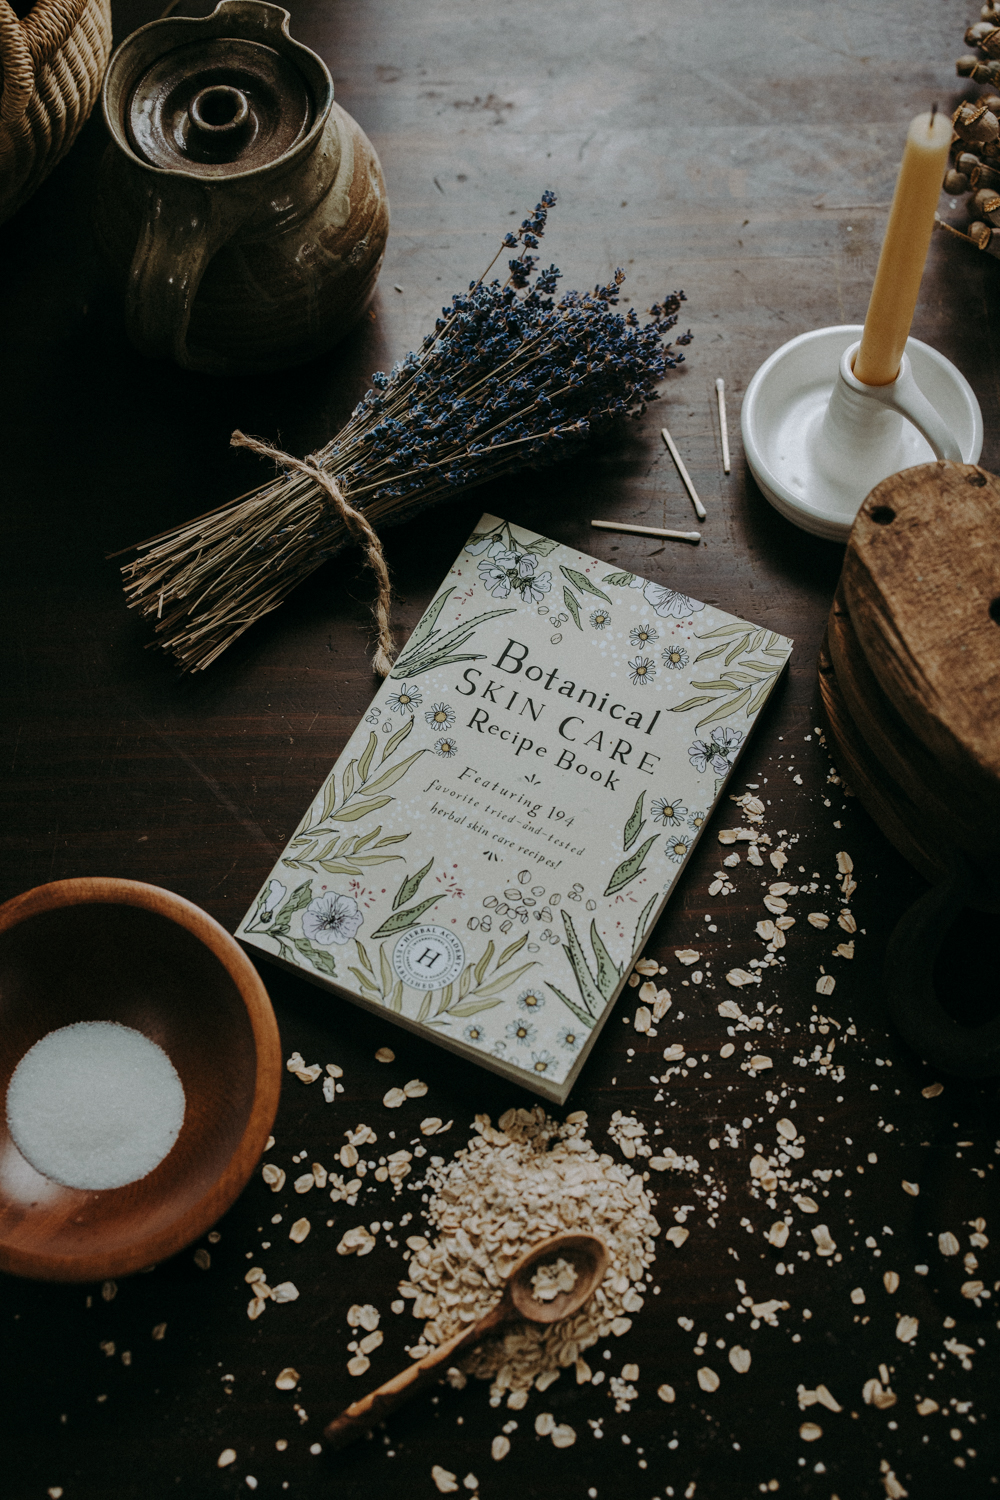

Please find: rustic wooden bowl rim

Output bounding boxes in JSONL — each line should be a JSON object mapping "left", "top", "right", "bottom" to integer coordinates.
{"left": 0, "top": 876, "right": 282, "bottom": 1282}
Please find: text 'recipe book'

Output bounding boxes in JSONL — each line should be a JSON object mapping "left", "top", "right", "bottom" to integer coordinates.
{"left": 238, "top": 515, "right": 792, "bottom": 1103}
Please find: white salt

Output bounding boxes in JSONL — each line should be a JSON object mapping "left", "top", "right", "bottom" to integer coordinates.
{"left": 6, "top": 1021, "right": 185, "bottom": 1190}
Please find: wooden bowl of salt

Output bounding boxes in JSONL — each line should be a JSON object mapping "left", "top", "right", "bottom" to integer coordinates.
{"left": 0, "top": 877, "right": 282, "bottom": 1281}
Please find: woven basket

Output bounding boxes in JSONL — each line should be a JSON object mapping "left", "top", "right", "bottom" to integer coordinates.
{"left": 0, "top": 0, "right": 112, "bottom": 227}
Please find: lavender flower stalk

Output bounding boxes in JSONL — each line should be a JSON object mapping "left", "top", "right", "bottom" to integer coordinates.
{"left": 121, "top": 192, "right": 691, "bottom": 673}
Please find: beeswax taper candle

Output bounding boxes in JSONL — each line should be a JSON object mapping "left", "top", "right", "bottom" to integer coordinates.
{"left": 854, "top": 109, "right": 952, "bottom": 387}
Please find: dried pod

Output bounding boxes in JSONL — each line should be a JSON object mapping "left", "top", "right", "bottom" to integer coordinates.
{"left": 972, "top": 186, "right": 1000, "bottom": 214}
{"left": 968, "top": 219, "right": 994, "bottom": 248}
{"left": 944, "top": 169, "right": 970, "bottom": 193}
{"left": 972, "top": 159, "right": 1000, "bottom": 190}
{"left": 954, "top": 99, "right": 1000, "bottom": 142}
{"left": 958, "top": 54, "right": 981, "bottom": 77}
{"left": 980, "top": 25, "right": 1000, "bottom": 57}
{"left": 983, "top": 3, "right": 1000, "bottom": 21}
{"left": 981, "top": 93, "right": 1000, "bottom": 110}
{"left": 983, "top": 136, "right": 1000, "bottom": 160}
{"left": 958, "top": 151, "right": 983, "bottom": 175}
{"left": 971, "top": 60, "right": 1000, "bottom": 84}
{"left": 967, "top": 21, "right": 996, "bottom": 44}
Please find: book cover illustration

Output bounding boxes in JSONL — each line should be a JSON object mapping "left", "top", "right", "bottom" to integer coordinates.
{"left": 238, "top": 515, "right": 792, "bottom": 1102}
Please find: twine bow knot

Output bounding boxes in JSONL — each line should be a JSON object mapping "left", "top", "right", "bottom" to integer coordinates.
{"left": 230, "top": 430, "right": 395, "bottom": 677}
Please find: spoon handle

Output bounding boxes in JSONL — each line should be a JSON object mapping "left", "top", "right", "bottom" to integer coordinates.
{"left": 324, "top": 1303, "right": 506, "bottom": 1450}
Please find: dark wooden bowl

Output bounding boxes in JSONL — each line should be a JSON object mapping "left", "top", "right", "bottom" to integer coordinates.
{"left": 0, "top": 878, "right": 282, "bottom": 1282}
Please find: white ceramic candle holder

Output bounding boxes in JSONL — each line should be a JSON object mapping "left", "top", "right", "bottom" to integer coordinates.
{"left": 740, "top": 324, "right": 983, "bottom": 543}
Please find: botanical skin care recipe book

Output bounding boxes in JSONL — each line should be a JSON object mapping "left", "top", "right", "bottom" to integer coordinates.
{"left": 238, "top": 514, "right": 792, "bottom": 1103}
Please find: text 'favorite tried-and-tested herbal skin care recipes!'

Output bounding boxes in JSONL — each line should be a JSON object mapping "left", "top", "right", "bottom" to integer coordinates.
{"left": 238, "top": 515, "right": 792, "bottom": 1103}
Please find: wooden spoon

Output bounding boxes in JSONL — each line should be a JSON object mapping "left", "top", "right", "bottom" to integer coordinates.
{"left": 324, "top": 1231, "right": 609, "bottom": 1450}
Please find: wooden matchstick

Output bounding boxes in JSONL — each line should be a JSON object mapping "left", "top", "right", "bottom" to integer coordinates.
{"left": 716, "top": 378, "right": 731, "bottom": 474}
{"left": 591, "top": 520, "right": 700, "bottom": 543}
{"left": 660, "top": 426, "right": 707, "bottom": 520}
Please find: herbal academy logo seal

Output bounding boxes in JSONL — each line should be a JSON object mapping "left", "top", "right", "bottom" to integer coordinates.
{"left": 392, "top": 926, "right": 465, "bottom": 990}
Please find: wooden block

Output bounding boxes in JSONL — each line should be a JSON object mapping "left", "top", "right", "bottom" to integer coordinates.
{"left": 826, "top": 583, "right": 991, "bottom": 853}
{"left": 842, "top": 462, "right": 1000, "bottom": 819}
{"left": 817, "top": 634, "right": 948, "bottom": 887}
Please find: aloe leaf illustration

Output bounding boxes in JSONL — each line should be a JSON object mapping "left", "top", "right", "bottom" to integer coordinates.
{"left": 602, "top": 570, "right": 635, "bottom": 587}
{"left": 560, "top": 565, "right": 612, "bottom": 605}
{"left": 370, "top": 894, "right": 441, "bottom": 939}
{"left": 603, "top": 834, "right": 659, "bottom": 897}
{"left": 562, "top": 586, "right": 582, "bottom": 630}
{"left": 391, "top": 606, "right": 517, "bottom": 677}
{"left": 623, "top": 791, "right": 645, "bottom": 851}
{"left": 589, "top": 921, "right": 622, "bottom": 998}
{"left": 545, "top": 981, "right": 595, "bottom": 1030}
{"left": 403, "top": 585, "right": 455, "bottom": 657}
{"left": 632, "top": 893, "right": 658, "bottom": 953}
{"left": 559, "top": 910, "right": 604, "bottom": 1017}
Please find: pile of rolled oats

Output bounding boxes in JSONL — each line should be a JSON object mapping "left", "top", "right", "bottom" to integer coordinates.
{"left": 397, "top": 1106, "right": 658, "bottom": 1403}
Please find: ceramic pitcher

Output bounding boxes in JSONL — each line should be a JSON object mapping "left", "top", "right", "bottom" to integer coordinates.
{"left": 94, "top": 0, "right": 389, "bottom": 374}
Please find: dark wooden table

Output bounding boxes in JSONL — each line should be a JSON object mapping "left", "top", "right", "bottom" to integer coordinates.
{"left": 2, "top": 2, "right": 999, "bottom": 1496}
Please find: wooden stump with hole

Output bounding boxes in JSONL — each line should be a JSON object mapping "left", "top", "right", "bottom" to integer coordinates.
{"left": 818, "top": 461, "right": 1000, "bottom": 1074}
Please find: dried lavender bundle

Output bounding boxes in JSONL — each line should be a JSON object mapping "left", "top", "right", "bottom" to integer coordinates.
{"left": 120, "top": 192, "right": 690, "bottom": 673}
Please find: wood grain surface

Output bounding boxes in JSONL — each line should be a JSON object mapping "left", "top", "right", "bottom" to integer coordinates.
{"left": 2, "top": 2, "right": 1000, "bottom": 1498}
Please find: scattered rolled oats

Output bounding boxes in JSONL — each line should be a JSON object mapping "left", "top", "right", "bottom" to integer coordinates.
{"left": 289, "top": 1218, "right": 310, "bottom": 1244}
{"left": 375, "top": 1047, "right": 395, "bottom": 1063}
{"left": 811, "top": 1224, "right": 836, "bottom": 1257}
{"left": 634, "top": 958, "right": 660, "bottom": 976}
{"left": 271, "top": 1282, "right": 299, "bottom": 1303}
{"left": 726, "top": 969, "right": 758, "bottom": 989}
{"left": 720, "top": 1042, "right": 736, "bottom": 1058}
{"left": 938, "top": 1232, "right": 960, "bottom": 1257}
{"left": 550, "top": 1423, "right": 576, "bottom": 1448}
{"left": 490, "top": 1436, "right": 510, "bottom": 1461}
{"left": 421, "top": 1118, "right": 444, "bottom": 1135}
{"left": 799, "top": 1422, "right": 822, "bottom": 1442}
{"left": 359, "top": 1330, "right": 384, "bottom": 1354}
{"left": 658, "top": 1383, "right": 676, "bottom": 1403}
{"left": 274, "top": 1368, "right": 299, "bottom": 1390}
{"left": 697, "top": 1366, "right": 720, "bottom": 1393}
{"left": 815, "top": 975, "right": 836, "bottom": 996}
{"left": 883, "top": 1271, "right": 900, "bottom": 1294}
{"left": 729, "top": 1346, "right": 751, "bottom": 1373}
{"left": 961, "top": 1280, "right": 985, "bottom": 1299}
{"left": 217, "top": 1449, "right": 236, "bottom": 1468}
{"left": 807, "top": 913, "right": 829, "bottom": 929}
{"left": 675, "top": 948, "right": 701, "bottom": 965}
{"left": 916, "top": 1398, "right": 939, "bottom": 1415}
{"left": 850, "top": 1287, "right": 865, "bottom": 1304}
{"left": 901, "top": 1180, "right": 919, "bottom": 1197}
{"left": 833, "top": 941, "right": 854, "bottom": 960}
{"left": 312, "top": 1163, "right": 328, "bottom": 1188}
{"left": 431, "top": 1468, "right": 459, "bottom": 1494}
{"left": 293, "top": 1173, "right": 315, "bottom": 1195}
{"left": 634, "top": 1005, "right": 652, "bottom": 1033}
{"left": 766, "top": 1222, "right": 789, "bottom": 1249}
{"left": 921, "top": 1082, "right": 943, "bottom": 1098}
{"left": 404, "top": 1079, "right": 428, "bottom": 1098}
{"left": 383, "top": 1087, "right": 407, "bottom": 1109}
{"left": 151, "top": 1323, "right": 167, "bottom": 1340}
{"left": 895, "top": 1315, "right": 919, "bottom": 1342}
{"left": 326, "top": 1063, "right": 343, "bottom": 1078}
{"left": 793, "top": 1195, "right": 818, "bottom": 1213}
{"left": 535, "top": 1412, "right": 555, "bottom": 1436}
{"left": 193, "top": 1248, "right": 211, "bottom": 1270}
{"left": 346, "top": 1354, "right": 370, "bottom": 1377}
{"left": 337, "top": 1227, "right": 376, "bottom": 1257}
{"left": 665, "top": 1226, "right": 689, "bottom": 1248}
{"left": 262, "top": 1164, "right": 286, "bottom": 1193}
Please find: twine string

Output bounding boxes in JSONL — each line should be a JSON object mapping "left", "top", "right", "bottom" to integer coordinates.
{"left": 231, "top": 429, "right": 395, "bottom": 677}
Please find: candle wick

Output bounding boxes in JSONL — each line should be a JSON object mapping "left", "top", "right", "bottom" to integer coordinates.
{"left": 930, "top": 102, "right": 938, "bottom": 129}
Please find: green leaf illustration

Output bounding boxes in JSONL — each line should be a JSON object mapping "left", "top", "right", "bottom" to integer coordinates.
{"left": 669, "top": 695, "right": 715, "bottom": 713}
{"left": 416, "top": 991, "right": 434, "bottom": 1023}
{"left": 374, "top": 833, "right": 410, "bottom": 847}
{"left": 379, "top": 942, "right": 394, "bottom": 996}
{"left": 447, "top": 998, "right": 506, "bottom": 1018}
{"left": 271, "top": 880, "right": 313, "bottom": 934}
{"left": 525, "top": 537, "right": 559, "bottom": 557}
{"left": 388, "top": 977, "right": 404, "bottom": 1012}
{"left": 563, "top": 586, "right": 582, "bottom": 630}
{"left": 472, "top": 959, "right": 536, "bottom": 1000}
{"left": 391, "top": 606, "right": 518, "bottom": 678}
{"left": 370, "top": 894, "right": 441, "bottom": 939}
{"left": 458, "top": 964, "right": 473, "bottom": 999}
{"left": 623, "top": 791, "right": 645, "bottom": 852}
{"left": 351, "top": 825, "right": 383, "bottom": 852}
{"left": 495, "top": 932, "right": 528, "bottom": 969}
{"left": 358, "top": 731, "right": 378, "bottom": 783}
{"left": 349, "top": 965, "right": 381, "bottom": 995}
{"left": 603, "top": 834, "right": 659, "bottom": 897}
{"left": 342, "top": 759, "right": 356, "bottom": 804}
{"left": 473, "top": 940, "right": 495, "bottom": 985}
{"left": 360, "top": 748, "right": 427, "bottom": 800}
{"left": 326, "top": 795, "right": 394, "bottom": 822}
{"left": 380, "top": 715, "right": 414, "bottom": 763}
{"left": 602, "top": 571, "right": 635, "bottom": 587}
{"left": 545, "top": 981, "right": 596, "bottom": 1030}
{"left": 292, "top": 938, "right": 337, "bottom": 978}
{"left": 632, "top": 893, "right": 658, "bottom": 954}
{"left": 393, "top": 855, "right": 434, "bottom": 911}
{"left": 694, "top": 688, "right": 751, "bottom": 731}
{"left": 560, "top": 565, "right": 612, "bottom": 605}
{"left": 355, "top": 939, "right": 375, "bottom": 975}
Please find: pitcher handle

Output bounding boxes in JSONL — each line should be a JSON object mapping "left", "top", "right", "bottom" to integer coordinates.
{"left": 125, "top": 178, "right": 251, "bottom": 371}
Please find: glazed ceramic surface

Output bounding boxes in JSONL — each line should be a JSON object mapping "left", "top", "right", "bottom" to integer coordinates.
{"left": 95, "top": 0, "right": 389, "bottom": 373}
